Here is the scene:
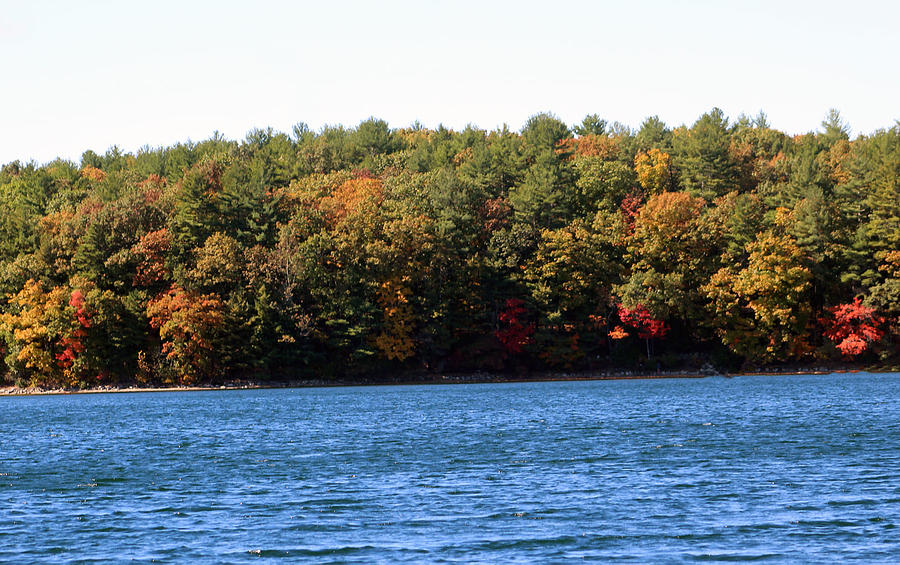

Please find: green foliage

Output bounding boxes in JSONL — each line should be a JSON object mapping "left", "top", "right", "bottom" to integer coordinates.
{"left": 574, "top": 114, "right": 607, "bottom": 137}
{"left": 169, "top": 157, "right": 225, "bottom": 264}
{"left": 521, "top": 112, "right": 570, "bottom": 154}
{"left": 634, "top": 116, "right": 671, "bottom": 152}
{"left": 1, "top": 110, "right": 898, "bottom": 387}
{"left": 574, "top": 157, "right": 635, "bottom": 214}
{"left": 672, "top": 108, "right": 739, "bottom": 200}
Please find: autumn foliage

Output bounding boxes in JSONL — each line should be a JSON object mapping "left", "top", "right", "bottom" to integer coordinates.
{"left": 495, "top": 299, "right": 534, "bottom": 355}
{"left": 373, "top": 277, "right": 416, "bottom": 361}
{"left": 618, "top": 304, "right": 669, "bottom": 340}
{"left": 634, "top": 149, "right": 671, "bottom": 194}
{"left": 1, "top": 110, "right": 898, "bottom": 388}
{"left": 146, "top": 287, "right": 225, "bottom": 384}
{"left": 56, "top": 290, "right": 91, "bottom": 370}
{"left": 823, "top": 299, "right": 884, "bottom": 358}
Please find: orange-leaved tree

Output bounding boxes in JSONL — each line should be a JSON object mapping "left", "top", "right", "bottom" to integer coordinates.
{"left": 146, "top": 286, "right": 225, "bottom": 384}
{"left": 617, "top": 191, "right": 714, "bottom": 325}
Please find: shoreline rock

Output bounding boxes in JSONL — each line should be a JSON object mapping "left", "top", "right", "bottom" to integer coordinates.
{"left": 0, "top": 366, "right": 889, "bottom": 396}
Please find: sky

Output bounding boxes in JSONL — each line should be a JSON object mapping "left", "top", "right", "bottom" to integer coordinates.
{"left": 1, "top": 0, "right": 898, "bottom": 165}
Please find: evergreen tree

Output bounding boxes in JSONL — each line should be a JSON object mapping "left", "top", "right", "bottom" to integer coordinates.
{"left": 672, "top": 108, "right": 739, "bottom": 200}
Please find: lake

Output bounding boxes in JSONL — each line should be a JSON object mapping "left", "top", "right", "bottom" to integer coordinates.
{"left": 2, "top": 373, "right": 899, "bottom": 563}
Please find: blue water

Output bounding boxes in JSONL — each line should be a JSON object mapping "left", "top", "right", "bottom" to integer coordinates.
{"left": 2, "top": 373, "right": 899, "bottom": 563}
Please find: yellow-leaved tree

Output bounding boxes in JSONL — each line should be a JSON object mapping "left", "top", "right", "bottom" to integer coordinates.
{"left": 634, "top": 148, "right": 671, "bottom": 194}
{"left": 0, "top": 279, "right": 71, "bottom": 386}
{"left": 704, "top": 226, "right": 813, "bottom": 362}
{"left": 373, "top": 277, "right": 416, "bottom": 361}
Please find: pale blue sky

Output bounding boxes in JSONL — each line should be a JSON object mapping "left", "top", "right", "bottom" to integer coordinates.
{"left": 1, "top": 0, "right": 897, "bottom": 164}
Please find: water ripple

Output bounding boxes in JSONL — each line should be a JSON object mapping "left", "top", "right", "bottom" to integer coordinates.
{"left": 2, "top": 372, "right": 899, "bottom": 562}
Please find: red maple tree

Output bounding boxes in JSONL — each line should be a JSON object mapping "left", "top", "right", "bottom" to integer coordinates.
{"left": 823, "top": 298, "right": 884, "bottom": 358}
{"left": 56, "top": 290, "right": 91, "bottom": 369}
{"left": 495, "top": 298, "right": 535, "bottom": 354}
{"left": 618, "top": 303, "right": 669, "bottom": 358}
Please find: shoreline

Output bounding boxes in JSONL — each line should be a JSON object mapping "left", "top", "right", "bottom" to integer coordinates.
{"left": 0, "top": 368, "right": 877, "bottom": 396}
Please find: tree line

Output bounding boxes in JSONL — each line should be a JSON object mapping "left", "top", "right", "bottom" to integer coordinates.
{"left": 1, "top": 109, "right": 897, "bottom": 388}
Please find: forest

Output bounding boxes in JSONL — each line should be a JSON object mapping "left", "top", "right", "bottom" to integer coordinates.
{"left": 0, "top": 109, "right": 898, "bottom": 388}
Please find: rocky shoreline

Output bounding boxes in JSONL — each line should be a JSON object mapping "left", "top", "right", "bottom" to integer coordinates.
{"left": 0, "top": 366, "right": 878, "bottom": 396}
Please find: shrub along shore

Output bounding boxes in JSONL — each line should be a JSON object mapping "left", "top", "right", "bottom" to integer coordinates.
{"left": 1, "top": 110, "right": 898, "bottom": 390}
